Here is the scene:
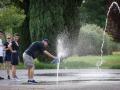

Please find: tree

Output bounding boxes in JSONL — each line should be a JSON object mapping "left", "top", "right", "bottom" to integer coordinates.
{"left": 0, "top": 0, "right": 31, "bottom": 61}
{"left": 77, "top": 24, "right": 113, "bottom": 55}
{"left": 29, "top": 0, "right": 83, "bottom": 58}
{"left": 0, "top": 0, "right": 11, "bottom": 7}
{"left": 0, "top": 4, "right": 25, "bottom": 32}
{"left": 80, "top": 0, "right": 106, "bottom": 27}
{"left": 63, "top": 0, "right": 82, "bottom": 55}
{"left": 10, "top": 0, "right": 31, "bottom": 57}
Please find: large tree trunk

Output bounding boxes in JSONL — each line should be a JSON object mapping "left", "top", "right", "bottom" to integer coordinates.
{"left": 106, "top": 0, "right": 120, "bottom": 42}
{"left": 18, "top": 0, "right": 31, "bottom": 61}
{"left": 21, "top": 0, "right": 31, "bottom": 52}
{"left": 11, "top": 0, "right": 31, "bottom": 61}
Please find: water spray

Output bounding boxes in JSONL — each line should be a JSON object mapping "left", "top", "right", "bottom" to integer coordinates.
{"left": 56, "top": 33, "right": 69, "bottom": 84}
{"left": 56, "top": 56, "right": 61, "bottom": 84}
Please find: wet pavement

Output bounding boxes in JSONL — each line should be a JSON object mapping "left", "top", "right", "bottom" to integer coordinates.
{"left": 0, "top": 69, "right": 120, "bottom": 90}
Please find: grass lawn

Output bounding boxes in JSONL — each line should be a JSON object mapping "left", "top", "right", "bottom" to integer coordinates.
{"left": 17, "top": 60, "right": 56, "bottom": 69}
{"left": 17, "top": 55, "right": 120, "bottom": 69}
{"left": 60, "top": 55, "right": 120, "bottom": 69}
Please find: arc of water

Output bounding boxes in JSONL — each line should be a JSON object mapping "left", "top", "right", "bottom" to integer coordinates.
{"left": 99, "top": 2, "right": 120, "bottom": 68}
{"left": 108, "top": 2, "right": 120, "bottom": 14}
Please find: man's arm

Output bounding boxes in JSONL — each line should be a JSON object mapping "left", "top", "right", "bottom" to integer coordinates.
{"left": 43, "top": 50, "right": 55, "bottom": 59}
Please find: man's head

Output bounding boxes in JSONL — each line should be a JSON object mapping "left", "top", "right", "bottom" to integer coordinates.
{"left": 14, "top": 33, "right": 20, "bottom": 41}
{"left": 42, "top": 39, "right": 49, "bottom": 47}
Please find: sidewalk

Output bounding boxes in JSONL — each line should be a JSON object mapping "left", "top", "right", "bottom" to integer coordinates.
{"left": 0, "top": 81, "right": 120, "bottom": 90}
{"left": 0, "top": 69, "right": 120, "bottom": 90}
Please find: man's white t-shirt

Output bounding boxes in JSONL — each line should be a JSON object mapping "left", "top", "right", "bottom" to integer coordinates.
{"left": 0, "top": 39, "right": 4, "bottom": 57}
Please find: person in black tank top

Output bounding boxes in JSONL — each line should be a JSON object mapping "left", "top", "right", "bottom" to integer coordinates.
{"left": 4, "top": 35, "right": 12, "bottom": 79}
{"left": 9, "top": 33, "right": 20, "bottom": 80}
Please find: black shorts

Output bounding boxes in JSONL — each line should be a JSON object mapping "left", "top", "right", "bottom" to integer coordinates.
{"left": 11, "top": 52, "right": 19, "bottom": 65}
{"left": 0, "top": 57, "right": 3, "bottom": 63}
{"left": 5, "top": 53, "right": 11, "bottom": 61}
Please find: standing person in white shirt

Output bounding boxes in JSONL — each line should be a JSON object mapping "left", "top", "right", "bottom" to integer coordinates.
{"left": 0, "top": 31, "right": 4, "bottom": 80}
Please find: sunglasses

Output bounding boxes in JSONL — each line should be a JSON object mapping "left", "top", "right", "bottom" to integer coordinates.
{"left": 7, "top": 38, "right": 11, "bottom": 39}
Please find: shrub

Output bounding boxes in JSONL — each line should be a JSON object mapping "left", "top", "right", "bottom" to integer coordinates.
{"left": 34, "top": 60, "right": 56, "bottom": 69}
{"left": 77, "top": 24, "right": 120, "bottom": 55}
{"left": 17, "top": 60, "right": 56, "bottom": 69}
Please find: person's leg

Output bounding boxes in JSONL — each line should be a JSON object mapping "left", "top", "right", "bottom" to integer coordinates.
{"left": 23, "top": 53, "right": 37, "bottom": 83}
{"left": 30, "top": 66, "right": 34, "bottom": 80}
{"left": 0, "top": 63, "right": 2, "bottom": 70}
{"left": 0, "top": 57, "right": 4, "bottom": 80}
{"left": 0, "top": 63, "right": 2, "bottom": 69}
{"left": 0, "top": 64, "right": 3, "bottom": 79}
{"left": 28, "top": 68, "right": 30, "bottom": 79}
{"left": 6, "top": 61, "right": 11, "bottom": 79}
{"left": 11, "top": 53, "right": 19, "bottom": 79}
{"left": 28, "top": 66, "right": 34, "bottom": 80}
{"left": 0, "top": 57, "right": 4, "bottom": 70}
{"left": 27, "top": 66, "right": 37, "bottom": 83}
{"left": 12, "top": 65, "right": 16, "bottom": 78}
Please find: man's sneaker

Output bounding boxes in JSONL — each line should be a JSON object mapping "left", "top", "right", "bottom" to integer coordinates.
{"left": 8, "top": 75, "right": 10, "bottom": 79}
{"left": 0, "top": 76, "right": 4, "bottom": 80}
{"left": 28, "top": 80, "right": 38, "bottom": 84}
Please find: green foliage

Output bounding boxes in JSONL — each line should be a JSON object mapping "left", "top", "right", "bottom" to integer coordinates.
{"left": 29, "top": 0, "right": 83, "bottom": 62}
{"left": 29, "top": 0, "right": 65, "bottom": 42}
{"left": 0, "top": 0, "right": 29, "bottom": 62}
{"left": 30, "top": 0, "right": 64, "bottom": 62}
{"left": 80, "top": 0, "right": 106, "bottom": 27}
{"left": 17, "top": 62, "right": 25, "bottom": 69}
{"left": 34, "top": 60, "right": 56, "bottom": 69}
{"left": 61, "top": 55, "right": 99, "bottom": 69}
{"left": 0, "top": 0, "right": 11, "bottom": 7}
{"left": 102, "top": 55, "right": 120, "bottom": 69}
{"left": 61, "top": 55, "right": 120, "bottom": 69}
{"left": 0, "top": 5, "right": 25, "bottom": 31}
{"left": 17, "top": 60, "right": 56, "bottom": 69}
{"left": 77, "top": 24, "right": 120, "bottom": 55}
{"left": 17, "top": 55, "right": 120, "bottom": 69}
